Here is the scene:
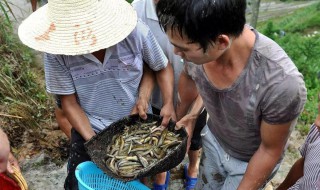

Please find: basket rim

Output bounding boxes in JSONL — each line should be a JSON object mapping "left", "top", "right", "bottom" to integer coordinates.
{"left": 84, "top": 114, "right": 188, "bottom": 181}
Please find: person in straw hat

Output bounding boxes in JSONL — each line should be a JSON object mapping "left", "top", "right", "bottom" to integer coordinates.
{"left": 18, "top": 0, "right": 175, "bottom": 189}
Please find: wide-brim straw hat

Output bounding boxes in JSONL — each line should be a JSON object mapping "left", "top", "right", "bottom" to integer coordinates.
{"left": 18, "top": 0, "right": 137, "bottom": 55}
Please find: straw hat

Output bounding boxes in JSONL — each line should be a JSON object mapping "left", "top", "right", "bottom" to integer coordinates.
{"left": 18, "top": 0, "right": 137, "bottom": 55}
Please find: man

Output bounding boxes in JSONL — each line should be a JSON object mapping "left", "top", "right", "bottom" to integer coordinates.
{"left": 132, "top": 0, "right": 207, "bottom": 189}
{"left": 18, "top": 0, "right": 174, "bottom": 189}
{"left": 156, "top": 0, "right": 307, "bottom": 189}
{"left": 277, "top": 95, "right": 320, "bottom": 190}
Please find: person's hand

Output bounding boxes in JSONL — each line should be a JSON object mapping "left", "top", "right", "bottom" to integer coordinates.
{"left": 160, "top": 103, "right": 176, "bottom": 127}
{"left": 7, "top": 152, "right": 20, "bottom": 174}
{"left": 175, "top": 114, "right": 196, "bottom": 150}
{"left": 131, "top": 96, "right": 149, "bottom": 120}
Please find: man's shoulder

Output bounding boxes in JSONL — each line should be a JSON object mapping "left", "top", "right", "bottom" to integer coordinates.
{"left": 254, "top": 32, "right": 289, "bottom": 63}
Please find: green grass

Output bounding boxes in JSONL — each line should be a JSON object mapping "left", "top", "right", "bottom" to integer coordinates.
{"left": 258, "top": 2, "right": 320, "bottom": 33}
{"left": 0, "top": 16, "right": 54, "bottom": 146}
{"left": 257, "top": 2, "right": 320, "bottom": 135}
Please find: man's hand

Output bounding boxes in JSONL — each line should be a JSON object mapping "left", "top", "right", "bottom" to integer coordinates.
{"left": 175, "top": 113, "right": 197, "bottom": 150}
{"left": 131, "top": 95, "right": 149, "bottom": 120}
{"left": 160, "top": 103, "right": 176, "bottom": 127}
{"left": 132, "top": 64, "right": 155, "bottom": 120}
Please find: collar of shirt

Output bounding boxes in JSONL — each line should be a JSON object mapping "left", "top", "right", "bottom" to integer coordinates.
{"left": 146, "top": 0, "right": 158, "bottom": 21}
{"left": 82, "top": 48, "right": 113, "bottom": 64}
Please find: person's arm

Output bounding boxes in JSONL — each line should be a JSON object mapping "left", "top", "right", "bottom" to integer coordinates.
{"left": 155, "top": 62, "right": 176, "bottom": 126}
{"left": 176, "top": 70, "right": 200, "bottom": 121}
{"left": 131, "top": 64, "right": 156, "bottom": 120}
{"left": 140, "top": 25, "right": 175, "bottom": 127}
{"left": 60, "top": 94, "right": 96, "bottom": 141}
{"left": 175, "top": 70, "right": 204, "bottom": 148}
{"left": 276, "top": 157, "right": 304, "bottom": 190}
{"left": 237, "top": 120, "right": 293, "bottom": 190}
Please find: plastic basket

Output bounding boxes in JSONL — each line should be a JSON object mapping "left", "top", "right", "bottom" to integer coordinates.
{"left": 75, "top": 161, "right": 150, "bottom": 190}
{"left": 0, "top": 173, "right": 21, "bottom": 190}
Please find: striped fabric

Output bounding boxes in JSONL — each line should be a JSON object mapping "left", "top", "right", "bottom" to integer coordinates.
{"left": 288, "top": 124, "right": 320, "bottom": 190}
{"left": 44, "top": 20, "right": 168, "bottom": 132}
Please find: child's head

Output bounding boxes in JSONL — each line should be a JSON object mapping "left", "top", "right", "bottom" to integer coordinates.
{"left": 18, "top": 0, "right": 137, "bottom": 55}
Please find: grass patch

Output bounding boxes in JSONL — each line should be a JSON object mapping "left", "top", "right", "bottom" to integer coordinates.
{"left": 258, "top": 2, "right": 320, "bottom": 33}
{"left": 0, "top": 16, "right": 57, "bottom": 155}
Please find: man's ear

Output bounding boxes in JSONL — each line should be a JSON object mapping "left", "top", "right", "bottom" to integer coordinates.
{"left": 216, "top": 35, "right": 232, "bottom": 50}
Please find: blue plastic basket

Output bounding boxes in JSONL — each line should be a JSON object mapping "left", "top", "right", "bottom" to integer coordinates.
{"left": 75, "top": 161, "right": 150, "bottom": 190}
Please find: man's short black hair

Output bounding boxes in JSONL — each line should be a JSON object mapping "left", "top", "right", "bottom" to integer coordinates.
{"left": 156, "top": 0, "right": 246, "bottom": 52}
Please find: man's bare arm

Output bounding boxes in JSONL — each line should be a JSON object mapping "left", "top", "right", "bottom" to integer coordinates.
{"left": 276, "top": 157, "right": 304, "bottom": 190}
{"left": 131, "top": 64, "right": 156, "bottom": 119}
{"left": 237, "top": 120, "right": 293, "bottom": 190}
{"left": 60, "top": 94, "right": 95, "bottom": 141}
{"left": 175, "top": 70, "right": 204, "bottom": 148}
{"left": 155, "top": 62, "right": 176, "bottom": 126}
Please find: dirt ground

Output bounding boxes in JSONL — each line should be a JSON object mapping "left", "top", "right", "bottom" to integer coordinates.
{"left": 4, "top": 0, "right": 317, "bottom": 189}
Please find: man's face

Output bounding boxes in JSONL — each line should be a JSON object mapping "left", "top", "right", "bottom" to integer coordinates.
{"left": 167, "top": 29, "right": 220, "bottom": 65}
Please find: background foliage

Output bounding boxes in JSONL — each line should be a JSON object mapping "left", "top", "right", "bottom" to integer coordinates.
{"left": 258, "top": 2, "right": 320, "bottom": 134}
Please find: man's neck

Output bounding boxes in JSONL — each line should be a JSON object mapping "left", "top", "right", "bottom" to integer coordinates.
{"left": 203, "top": 27, "right": 255, "bottom": 89}
{"left": 92, "top": 49, "right": 106, "bottom": 63}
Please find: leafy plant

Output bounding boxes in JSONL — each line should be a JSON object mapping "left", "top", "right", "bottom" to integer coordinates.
{"left": 0, "top": 16, "right": 54, "bottom": 146}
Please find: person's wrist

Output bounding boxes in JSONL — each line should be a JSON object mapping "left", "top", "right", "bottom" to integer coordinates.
{"left": 138, "top": 92, "right": 150, "bottom": 103}
{"left": 162, "top": 100, "right": 174, "bottom": 108}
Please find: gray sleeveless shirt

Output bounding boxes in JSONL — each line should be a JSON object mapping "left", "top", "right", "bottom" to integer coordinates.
{"left": 185, "top": 29, "right": 307, "bottom": 161}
